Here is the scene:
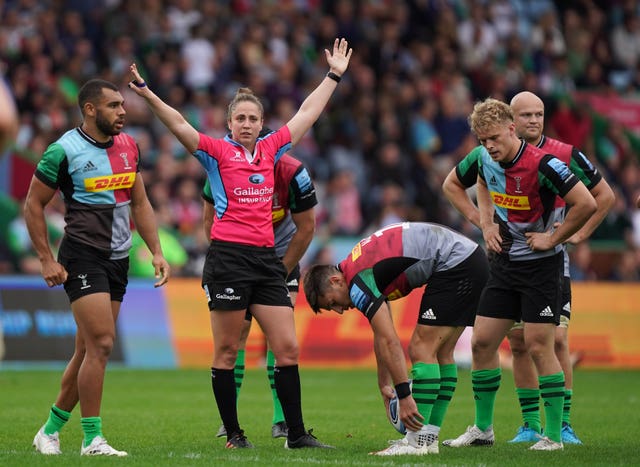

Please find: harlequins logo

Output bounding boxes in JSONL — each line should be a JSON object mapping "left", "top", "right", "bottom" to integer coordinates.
{"left": 78, "top": 274, "right": 91, "bottom": 290}
{"left": 120, "top": 153, "right": 131, "bottom": 169}
{"left": 514, "top": 176, "right": 522, "bottom": 193}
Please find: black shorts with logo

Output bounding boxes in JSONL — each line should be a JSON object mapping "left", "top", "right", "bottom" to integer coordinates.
{"left": 477, "top": 252, "right": 563, "bottom": 324}
{"left": 202, "top": 240, "right": 292, "bottom": 311}
{"left": 418, "top": 246, "right": 489, "bottom": 327}
{"left": 58, "top": 237, "right": 129, "bottom": 303}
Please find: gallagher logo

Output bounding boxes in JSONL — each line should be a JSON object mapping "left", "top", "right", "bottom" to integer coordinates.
{"left": 85, "top": 172, "right": 136, "bottom": 192}
{"left": 249, "top": 174, "right": 265, "bottom": 184}
{"left": 490, "top": 191, "right": 530, "bottom": 210}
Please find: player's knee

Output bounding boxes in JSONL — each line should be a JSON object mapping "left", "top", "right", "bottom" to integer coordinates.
{"left": 554, "top": 336, "right": 568, "bottom": 354}
{"left": 271, "top": 341, "right": 299, "bottom": 365}
{"left": 92, "top": 334, "right": 115, "bottom": 359}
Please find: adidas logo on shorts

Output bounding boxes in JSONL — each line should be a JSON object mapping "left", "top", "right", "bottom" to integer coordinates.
{"left": 539, "top": 306, "right": 554, "bottom": 317}
{"left": 421, "top": 308, "right": 437, "bottom": 320}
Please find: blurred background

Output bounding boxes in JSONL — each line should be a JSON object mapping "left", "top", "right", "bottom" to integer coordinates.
{"left": 0, "top": 0, "right": 639, "bottom": 369}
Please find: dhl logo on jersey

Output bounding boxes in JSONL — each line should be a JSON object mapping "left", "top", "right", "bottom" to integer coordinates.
{"left": 350, "top": 242, "right": 362, "bottom": 261}
{"left": 387, "top": 289, "right": 406, "bottom": 301}
{"left": 84, "top": 172, "right": 136, "bottom": 192}
{"left": 272, "top": 207, "right": 285, "bottom": 224}
{"left": 490, "top": 191, "right": 530, "bottom": 210}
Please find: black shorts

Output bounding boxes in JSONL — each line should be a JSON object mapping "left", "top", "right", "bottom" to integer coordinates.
{"left": 561, "top": 275, "right": 571, "bottom": 319}
{"left": 245, "top": 263, "right": 301, "bottom": 321}
{"left": 418, "top": 247, "right": 489, "bottom": 327}
{"left": 477, "top": 253, "right": 563, "bottom": 324}
{"left": 58, "top": 237, "right": 129, "bottom": 303}
{"left": 202, "top": 241, "right": 291, "bottom": 311}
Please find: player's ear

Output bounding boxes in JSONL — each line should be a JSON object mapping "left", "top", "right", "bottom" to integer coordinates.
{"left": 329, "top": 274, "right": 342, "bottom": 286}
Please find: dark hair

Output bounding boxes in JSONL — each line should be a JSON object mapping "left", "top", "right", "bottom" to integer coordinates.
{"left": 302, "top": 264, "right": 339, "bottom": 314}
{"left": 227, "top": 87, "right": 264, "bottom": 121}
{"left": 78, "top": 79, "right": 119, "bottom": 113}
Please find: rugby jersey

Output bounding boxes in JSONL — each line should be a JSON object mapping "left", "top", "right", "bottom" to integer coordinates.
{"left": 34, "top": 127, "right": 140, "bottom": 259}
{"left": 477, "top": 141, "right": 579, "bottom": 260}
{"left": 195, "top": 126, "right": 291, "bottom": 247}
{"left": 202, "top": 153, "right": 317, "bottom": 257}
{"left": 338, "top": 222, "right": 479, "bottom": 321}
{"left": 455, "top": 138, "right": 602, "bottom": 269}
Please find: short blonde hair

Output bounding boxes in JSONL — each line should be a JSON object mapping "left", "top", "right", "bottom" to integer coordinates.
{"left": 468, "top": 98, "right": 513, "bottom": 136}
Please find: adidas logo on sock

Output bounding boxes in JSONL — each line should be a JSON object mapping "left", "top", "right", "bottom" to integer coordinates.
{"left": 539, "top": 306, "right": 554, "bottom": 317}
{"left": 421, "top": 308, "right": 436, "bottom": 320}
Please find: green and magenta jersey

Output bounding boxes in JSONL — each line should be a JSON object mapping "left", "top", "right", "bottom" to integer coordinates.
{"left": 195, "top": 127, "right": 291, "bottom": 247}
{"left": 34, "top": 127, "right": 140, "bottom": 259}
{"left": 477, "top": 141, "right": 579, "bottom": 260}
{"left": 455, "top": 138, "right": 602, "bottom": 269}
{"left": 338, "top": 222, "right": 479, "bottom": 321}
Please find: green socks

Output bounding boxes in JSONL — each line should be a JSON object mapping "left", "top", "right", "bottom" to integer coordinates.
{"left": 234, "top": 348, "right": 286, "bottom": 426}
{"left": 516, "top": 387, "right": 542, "bottom": 433}
{"left": 472, "top": 368, "right": 501, "bottom": 431}
{"left": 410, "top": 362, "right": 441, "bottom": 424}
{"left": 81, "top": 416, "right": 102, "bottom": 447}
{"left": 234, "top": 349, "right": 246, "bottom": 398}
{"left": 266, "top": 350, "right": 285, "bottom": 424}
{"left": 539, "top": 372, "right": 565, "bottom": 442}
{"left": 43, "top": 404, "right": 71, "bottom": 435}
{"left": 428, "top": 364, "right": 457, "bottom": 428}
{"left": 563, "top": 388, "right": 573, "bottom": 425}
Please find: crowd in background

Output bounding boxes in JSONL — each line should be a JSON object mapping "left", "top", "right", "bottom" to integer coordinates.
{"left": 1, "top": 0, "right": 640, "bottom": 280}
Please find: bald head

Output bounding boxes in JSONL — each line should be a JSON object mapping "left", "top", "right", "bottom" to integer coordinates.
{"left": 510, "top": 91, "right": 545, "bottom": 144}
{"left": 510, "top": 91, "right": 544, "bottom": 112}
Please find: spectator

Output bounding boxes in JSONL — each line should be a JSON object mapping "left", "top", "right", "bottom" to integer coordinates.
{"left": 569, "top": 242, "right": 599, "bottom": 281}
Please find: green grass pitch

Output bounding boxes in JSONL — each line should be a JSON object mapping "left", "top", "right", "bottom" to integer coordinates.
{"left": 1, "top": 367, "right": 638, "bottom": 466}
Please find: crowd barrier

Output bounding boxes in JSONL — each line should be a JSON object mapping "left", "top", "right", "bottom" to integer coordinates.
{"left": 2, "top": 277, "right": 638, "bottom": 369}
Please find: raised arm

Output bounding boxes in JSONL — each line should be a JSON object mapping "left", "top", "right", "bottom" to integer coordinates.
{"left": 0, "top": 78, "right": 18, "bottom": 155}
{"left": 286, "top": 38, "right": 352, "bottom": 145}
{"left": 128, "top": 63, "right": 200, "bottom": 154}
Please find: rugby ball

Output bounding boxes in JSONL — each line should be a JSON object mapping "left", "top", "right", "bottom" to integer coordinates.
{"left": 387, "top": 380, "right": 412, "bottom": 434}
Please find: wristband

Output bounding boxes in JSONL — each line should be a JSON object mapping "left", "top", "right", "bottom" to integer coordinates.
{"left": 132, "top": 80, "right": 147, "bottom": 88}
{"left": 394, "top": 381, "right": 411, "bottom": 399}
{"left": 327, "top": 71, "right": 342, "bottom": 83}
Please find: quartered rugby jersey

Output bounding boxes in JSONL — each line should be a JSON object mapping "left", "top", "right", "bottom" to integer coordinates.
{"left": 34, "top": 127, "right": 140, "bottom": 259}
{"left": 338, "top": 222, "right": 478, "bottom": 321}
{"left": 195, "top": 126, "right": 291, "bottom": 247}
{"left": 202, "top": 153, "right": 317, "bottom": 257}
{"left": 456, "top": 138, "right": 602, "bottom": 271}
{"left": 477, "top": 141, "right": 579, "bottom": 261}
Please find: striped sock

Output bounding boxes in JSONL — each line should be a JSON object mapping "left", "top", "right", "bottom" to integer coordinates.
{"left": 428, "top": 364, "right": 457, "bottom": 428}
{"left": 44, "top": 404, "right": 71, "bottom": 435}
{"left": 472, "top": 368, "right": 501, "bottom": 431}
